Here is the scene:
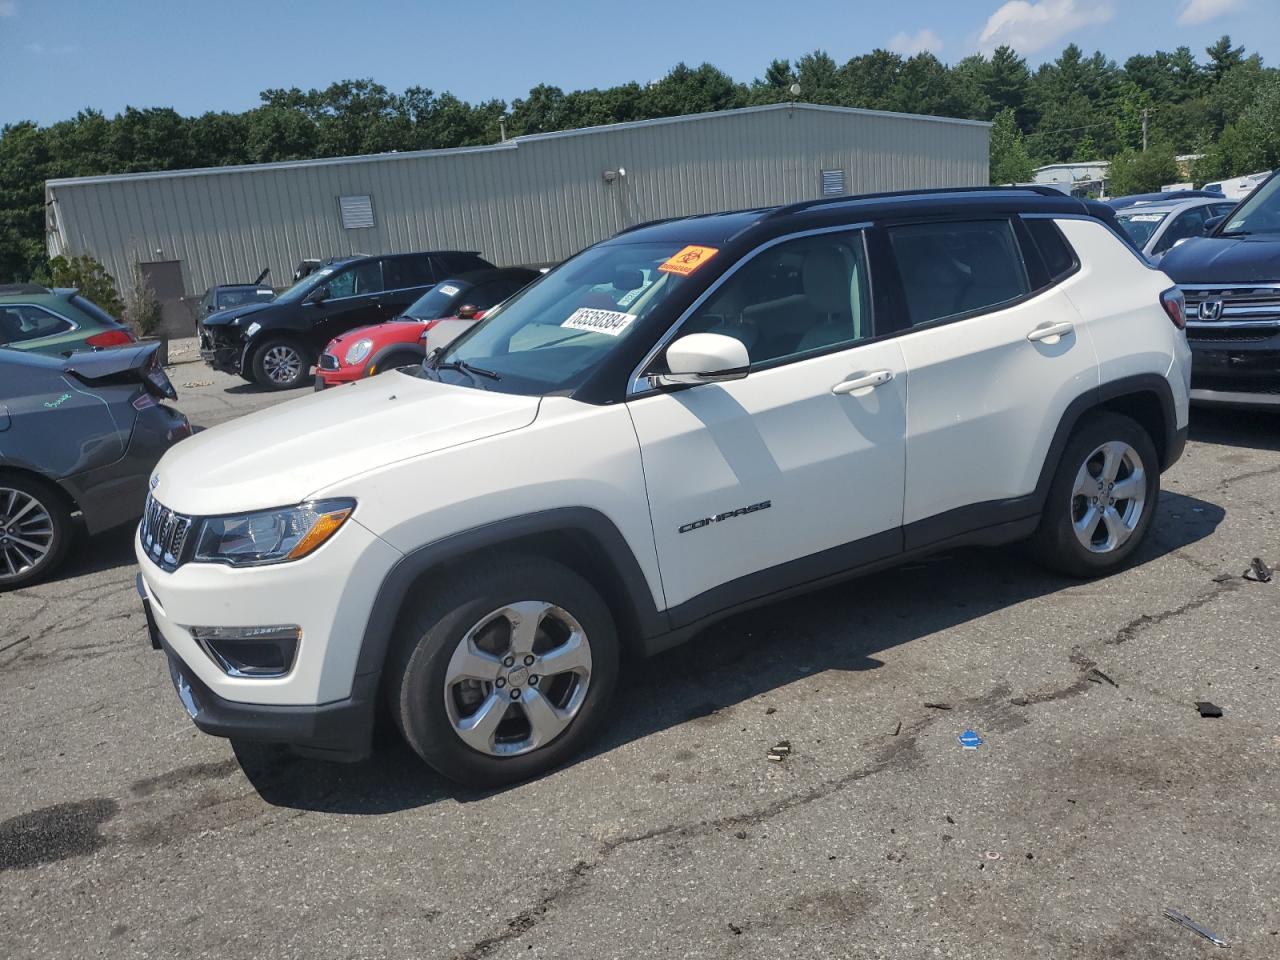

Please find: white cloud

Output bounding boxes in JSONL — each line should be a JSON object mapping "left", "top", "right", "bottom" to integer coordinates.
{"left": 979, "top": 0, "right": 1114, "bottom": 54}
{"left": 0, "top": 1, "right": 18, "bottom": 17}
{"left": 1177, "top": 0, "right": 1242, "bottom": 25}
{"left": 26, "top": 41, "right": 78, "bottom": 56}
{"left": 889, "top": 28, "right": 944, "bottom": 56}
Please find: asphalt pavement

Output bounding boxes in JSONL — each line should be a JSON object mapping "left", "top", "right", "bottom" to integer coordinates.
{"left": 2, "top": 357, "right": 1278, "bottom": 959}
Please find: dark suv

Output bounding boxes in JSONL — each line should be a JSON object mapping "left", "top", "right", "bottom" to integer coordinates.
{"left": 1159, "top": 170, "right": 1280, "bottom": 409}
{"left": 199, "top": 251, "right": 494, "bottom": 389}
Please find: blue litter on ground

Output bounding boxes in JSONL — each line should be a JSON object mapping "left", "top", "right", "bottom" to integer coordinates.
{"left": 958, "top": 730, "right": 983, "bottom": 750}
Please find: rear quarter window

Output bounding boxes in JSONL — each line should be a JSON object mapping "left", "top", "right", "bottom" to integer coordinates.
{"left": 1023, "top": 218, "right": 1079, "bottom": 281}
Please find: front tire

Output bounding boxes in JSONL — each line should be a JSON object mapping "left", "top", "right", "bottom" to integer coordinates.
{"left": 250, "top": 336, "right": 313, "bottom": 390}
{"left": 1028, "top": 411, "right": 1159, "bottom": 578}
{"left": 386, "top": 557, "right": 619, "bottom": 787}
{"left": 0, "top": 474, "right": 74, "bottom": 590}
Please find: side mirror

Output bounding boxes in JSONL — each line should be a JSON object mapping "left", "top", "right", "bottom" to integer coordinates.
{"left": 1203, "top": 215, "right": 1226, "bottom": 235}
{"left": 307, "top": 285, "right": 329, "bottom": 305}
{"left": 656, "top": 333, "right": 749, "bottom": 387}
{"left": 455, "top": 303, "right": 479, "bottom": 320}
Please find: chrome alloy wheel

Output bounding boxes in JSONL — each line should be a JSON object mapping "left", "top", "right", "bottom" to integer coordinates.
{"left": 443, "top": 601, "right": 593, "bottom": 757}
{"left": 1070, "top": 440, "right": 1147, "bottom": 554}
{"left": 262, "top": 344, "right": 303, "bottom": 385}
{"left": 0, "top": 487, "right": 55, "bottom": 581}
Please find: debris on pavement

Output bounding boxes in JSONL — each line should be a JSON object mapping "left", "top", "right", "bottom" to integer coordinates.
{"left": 728, "top": 923, "right": 743, "bottom": 935}
{"left": 1087, "top": 667, "right": 1119, "bottom": 688}
{"left": 1244, "top": 557, "right": 1273, "bottom": 583}
{"left": 923, "top": 702, "right": 953, "bottom": 710}
{"left": 182, "top": 379, "right": 213, "bottom": 388}
{"left": 892, "top": 720, "right": 902, "bottom": 736}
{"left": 767, "top": 740, "right": 791, "bottom": 762}
{"left": 958, "top": 730, "right": 983, "bottom": 750}
{"left": 1164, "top": 908, "right": 1228, "bottom": 947}
{"left": 764, "top": 707, "right": 777, "bottom": 715}
{"left": 1196, "top": 701, "right": 1224, "bottom": 718}
{"left": 733, "top": 830, "right": 747, "bottom": 840}
{"left": 1212, "top": 572, "right": 1236, "bottom": 584}
{"left": 983, "top": 851, "right": 1002, "bottom": 861}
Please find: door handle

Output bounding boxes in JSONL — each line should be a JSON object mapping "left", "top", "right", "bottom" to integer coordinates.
{"left": 1026, "top": 321, "right": 1074, "bottom": 343}
{"left": 832, "top": 369, "right": 894, "bottom": 395}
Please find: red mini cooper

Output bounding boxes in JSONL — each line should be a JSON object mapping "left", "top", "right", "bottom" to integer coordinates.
{"left": 315, "top": 267, "right": 540, "bottom": 389}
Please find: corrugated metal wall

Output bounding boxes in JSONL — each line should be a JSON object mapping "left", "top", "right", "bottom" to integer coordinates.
{"left": 46, "top": 104, "right": 989, "bottom": 296}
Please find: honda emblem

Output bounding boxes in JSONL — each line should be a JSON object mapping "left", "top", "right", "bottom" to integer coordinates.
{"left": 1198, "top": 299, "right": 1224, "bottom": 322}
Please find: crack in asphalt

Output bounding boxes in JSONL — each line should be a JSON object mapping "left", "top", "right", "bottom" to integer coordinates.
{"left": 449, "top": 720, "right": 933, "bottom": 960}
{"left": 1104, "top": 580, "right": 1238, "bottom": 646}
{"left": 450, "top": 572, "right": 1255, "bottom": 959}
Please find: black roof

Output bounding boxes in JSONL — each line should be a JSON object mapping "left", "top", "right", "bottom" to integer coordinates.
{"left": 321, "top": 250, "right": 484, "bottom": 267}
{"left": 607, "top": 186, "right": 1113, "bottom": 247}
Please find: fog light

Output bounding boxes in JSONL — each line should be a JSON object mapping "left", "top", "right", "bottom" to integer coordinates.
{"left": 190, "top": 625, "right": 301, "bottom": 678}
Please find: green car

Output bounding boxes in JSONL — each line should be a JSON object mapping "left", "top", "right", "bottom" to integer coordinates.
{"left": 0, "top": 284, "right": 137, "bottom": 357}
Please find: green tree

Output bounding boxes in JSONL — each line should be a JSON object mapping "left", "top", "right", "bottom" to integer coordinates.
{"left": 1107, "top": 146, "right": 1180, "bottom": 195}
{"left": 40, "top": 254, "right": 125, "bottom": 318}
{"left": 1205, "top": 35, "right": 1245, "bottom": 83}
{"left": 839, "top": 49, "right": 903, "bottom": 110}
{"left": 989, "top": 108, "right": 1034, "bottom": 184}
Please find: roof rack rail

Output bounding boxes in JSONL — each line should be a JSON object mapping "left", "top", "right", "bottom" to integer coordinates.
{"left": 764, "top": 184, "right": 1067, "bottom": 220}
{"left": 0, "top": 283, "right": 52, "bottom": 296}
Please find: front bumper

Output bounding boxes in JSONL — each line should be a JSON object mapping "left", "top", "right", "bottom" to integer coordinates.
{"left": 315, "top": 360, "right": 364, "bottom": 391}
{"left": 198, "top": 324, "right": 244, "bottom": 373}
{"left": 138, "top": 575, "right": 377, "bottom": 759}
{"left": 1188, "top": 328, "right": 1280, "bottom": 409}
{"left": 61, "top": 403, "right": 192, "bottom": 535}
{"left": 136, "top": 513, "right": 401, "bottom": 758}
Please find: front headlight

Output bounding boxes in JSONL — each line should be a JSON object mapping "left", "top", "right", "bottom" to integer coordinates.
{"left": 192, "top": 499, "right": 354, "bottom": 566}
{"left": 344, "top": 338, "right": 374, "bottom": 365}
{"left": 245, "top": 321, "right": 261, "bottom": 338}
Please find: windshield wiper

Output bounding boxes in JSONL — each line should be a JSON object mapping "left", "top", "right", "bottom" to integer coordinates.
{"left": 432, "top": 355, "right": 502, "bottom": 382}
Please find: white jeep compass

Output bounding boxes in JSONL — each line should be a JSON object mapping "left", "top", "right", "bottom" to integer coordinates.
{"left": 137, "top": 187, "right": 1192, "bottom": 786}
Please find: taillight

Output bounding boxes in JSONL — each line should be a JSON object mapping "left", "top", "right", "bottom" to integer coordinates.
{"left": 1160, "top": 288, "right": 1186, "bottom": 330}
{"left": 85, "top": 329, "right": 136, "bottom": 348}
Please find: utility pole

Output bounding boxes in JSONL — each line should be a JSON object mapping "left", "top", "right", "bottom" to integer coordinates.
{"left": 1141, "top": 108, "right": 1149, "bottom": 152}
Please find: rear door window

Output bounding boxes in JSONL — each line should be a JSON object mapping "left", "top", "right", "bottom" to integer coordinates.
{"left": 383, "top": 255, "right": 435, "bottom": 289}
{"left": 0, "top": 304, "right": 76, "bottom": 344}
{"left": 887, "top": 220, "right": 1030, "bottom": 326}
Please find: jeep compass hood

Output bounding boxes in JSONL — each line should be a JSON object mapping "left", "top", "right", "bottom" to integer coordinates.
{"left": 152, "top": 374, "right": 540, "bottom": 514}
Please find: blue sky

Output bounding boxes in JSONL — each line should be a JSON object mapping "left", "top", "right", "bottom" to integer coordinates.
{"left": 1, "top": 0, "right": 1275, "bottom": 126}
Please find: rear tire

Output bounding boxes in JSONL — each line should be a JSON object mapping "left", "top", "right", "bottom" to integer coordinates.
{"left": 0, "top": 473, "right": 74, "bottom": 590}
{"left": 250, "top": 336, "right": 313, "bottom": 390}
{"left": 1028, "top": 411, "right": 1159, "bottom": 578}
{"left": 386, "top": 556, "right": 619, "bottom": 787}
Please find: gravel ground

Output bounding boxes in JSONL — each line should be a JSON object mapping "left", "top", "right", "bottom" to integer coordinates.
{"left": 1, "top": 364, "right": 1278, "bottom": 960}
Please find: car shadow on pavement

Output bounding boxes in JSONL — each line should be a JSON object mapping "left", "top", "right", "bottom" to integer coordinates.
{"left": 1189, "top": 407, "right": 1280, "bottom": 452}
{"left": 232, "top": 490, "right": 1225, "bottom": 813}
{"left": 223, "top": 380, "right": 314, "bottom": 396}
{"left": 58, "top": 524, "right": 140, "bottom": 581}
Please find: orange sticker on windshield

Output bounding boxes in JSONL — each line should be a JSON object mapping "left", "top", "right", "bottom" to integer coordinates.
{"left": 659, "top": 245, "right": 719, "bottom": 276}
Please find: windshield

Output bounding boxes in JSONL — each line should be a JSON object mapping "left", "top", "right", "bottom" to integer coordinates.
{"left": 403, "top": 282, "right": 464, "bottom": 321}
{"left": 1116, "top": 211, "right": 1169, "bottom": 247}
{"left": 218, "top": 288, "right": 275, "bottom": 308}
{"left": 1220, "top": 174, "right": 1280, "bottom": 236}
{"left": 273, "top": 264, "right": 343, "bottom": 303}
{"left": 426, "top": 241, "right": 703, "bottom": 394}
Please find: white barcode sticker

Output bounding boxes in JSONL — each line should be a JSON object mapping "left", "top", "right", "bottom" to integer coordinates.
{"left": 561, "top": 307, "right": 637, "bottom": 336}
{"left": 438, "top": 284, "right": 461, "bottom": 296}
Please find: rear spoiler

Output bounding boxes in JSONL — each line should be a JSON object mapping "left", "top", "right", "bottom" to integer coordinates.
{"left": 63, "top": 342, "right": 177, "bottom": 400}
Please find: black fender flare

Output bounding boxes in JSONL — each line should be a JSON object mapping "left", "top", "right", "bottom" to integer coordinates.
{"left": 352, "top": 507, "right": 668, "bottom": 681}
{"left": 1032, "top": 372, "right": 1179, "bottom": 509}
{"left": 366, "top": 341, "right": 425, "bottom": 376}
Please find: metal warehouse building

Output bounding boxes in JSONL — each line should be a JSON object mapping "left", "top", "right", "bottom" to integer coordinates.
{"left": 45, "top": 103, "right": 989, "bottom": 325}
